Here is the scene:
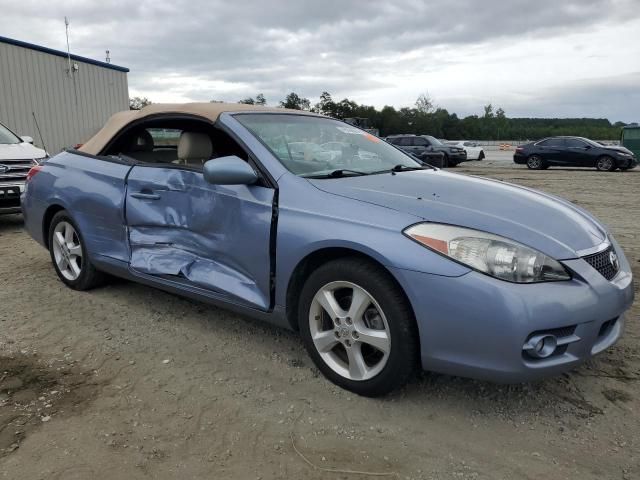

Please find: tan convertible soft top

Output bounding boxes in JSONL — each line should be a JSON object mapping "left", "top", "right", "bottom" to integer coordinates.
{"left": 79, "top": 102, "right": 313, "bottom": 156}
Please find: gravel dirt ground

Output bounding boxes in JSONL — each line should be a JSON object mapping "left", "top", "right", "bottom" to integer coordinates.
{"left": 0, "top": 162, "right": 638, "bottom": 480}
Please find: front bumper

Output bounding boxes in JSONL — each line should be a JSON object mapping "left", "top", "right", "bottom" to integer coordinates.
{"left": 0, "top": 183, "right": 24, "bottom": 215}
{"left": 449, "top": 151, "right": 467, "bottom": 163}
{"left": 616, "top": 155, "right": 638, "bottom": 168}
{"left": 389, "top": 241, "right": 634, "bottom": 383}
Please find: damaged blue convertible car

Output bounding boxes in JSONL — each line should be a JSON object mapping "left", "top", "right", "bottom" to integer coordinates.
{"left": 22, "top": 103, "right": 634, "bottom": 396}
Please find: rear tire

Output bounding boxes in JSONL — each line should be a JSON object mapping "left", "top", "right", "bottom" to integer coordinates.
{"left": 526, "top": 155, "right": 544, "bottom": 170}
{"left": 596, "top": 156, "right": 615, "bottom": 172}
{"left": 48, "top": 211, "right": 105, "bottom": 290}
{"left": 298, "top": 258, "right": 418, "bottom": 397}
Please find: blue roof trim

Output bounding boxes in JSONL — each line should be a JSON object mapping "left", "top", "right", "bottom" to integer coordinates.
{"left": 0, "top": 35, "right": 129, "bottom": 73}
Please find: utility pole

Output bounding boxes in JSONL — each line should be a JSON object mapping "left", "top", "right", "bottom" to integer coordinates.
{"left": 64, "top": 17, "right": 72, "bottom": 76}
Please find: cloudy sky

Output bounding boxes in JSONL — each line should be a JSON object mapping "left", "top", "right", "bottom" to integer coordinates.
{"left": 2, "top": 0, "right": 639, "bottom": 122}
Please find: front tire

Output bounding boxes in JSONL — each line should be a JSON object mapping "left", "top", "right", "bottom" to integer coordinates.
{"left": 596, "top": 156, "right": 615, "bottom": 171}
{"left": 299, "top": 258, "right": 418, "bottom": 397}
{"left": 478, "top": 151, "right": 485, "bottom": 160}
{"left": 48, "top": 211, "right": 104, "bottom": 290}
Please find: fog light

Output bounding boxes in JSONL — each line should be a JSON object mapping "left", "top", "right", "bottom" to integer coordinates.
{"left": 524, "top": 334, "right": 558, "bottom": 359}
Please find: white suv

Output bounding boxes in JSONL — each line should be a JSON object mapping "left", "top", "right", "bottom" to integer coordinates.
{"left": 0, "top": 121, "right": 47, "bottom": 215}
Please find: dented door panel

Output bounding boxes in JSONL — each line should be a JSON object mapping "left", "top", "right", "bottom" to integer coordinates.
{"left": 125, "top": 166, "right": 274, "bottom": 310}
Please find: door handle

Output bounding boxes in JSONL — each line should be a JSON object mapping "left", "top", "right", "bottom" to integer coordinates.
{"left": 131, "top": 192, "right": 161, "bottom": 200}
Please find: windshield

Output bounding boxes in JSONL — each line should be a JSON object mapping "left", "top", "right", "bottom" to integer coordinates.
{"left": 235, "top": 114, "right": 422, "bottom": 177}
{"left": 425, "top": 135, "right": 443, "bottom": 146}
{"left": 580, "top": 137, "right": 607, "bottom": 148}
{"left": 0, "top": 123, "right": 21, "bottom": 144}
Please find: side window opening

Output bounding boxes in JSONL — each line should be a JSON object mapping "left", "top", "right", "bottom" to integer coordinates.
{"left": 565, "top": 138, "right": 587, "bottom": 148}
{"left": 538, "top": 138, "right": 563, "bottom": 147}
{"left": 103, "top": 118, "right": 249, "bottom": 170}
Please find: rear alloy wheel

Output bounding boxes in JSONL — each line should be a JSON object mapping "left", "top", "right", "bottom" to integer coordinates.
{"left": 596, "top": 156, "right": 615, "bottom": 172}
{"left": 299, "top": 258, "right": 418, "bottom": 397}
{"left": 49, "top": 211, "right": 104, "bottom": 290}
{"left": 527, "top": 155, "right": 544, "bottom": 170}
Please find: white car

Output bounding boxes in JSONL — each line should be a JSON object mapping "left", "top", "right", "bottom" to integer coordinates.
{"left": 0, "top": 121, "right": 47, "bottom": 214}
{"left": 450, "top": 141, "right": 485, "bottom": 160}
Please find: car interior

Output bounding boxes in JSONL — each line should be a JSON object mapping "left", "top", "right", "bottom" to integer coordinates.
{"left": 104, "top": 117, "right": 249, "bottom": 169}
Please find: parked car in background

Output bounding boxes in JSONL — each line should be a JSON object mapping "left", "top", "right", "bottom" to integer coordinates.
{"left": 448, "top": 140, "right": 485, "bottom": 160}
{"left": 621, "top": 124, "right": 640, "bottom": 159}
{"left": 0, "top": 121, "right": 47, "bottom": 215}
{"left": 320, "top": 141, "right": 380, "bottom": 163}
{"left": 386, "top": 134, "right": 466, "bottom": 167}
{"left": 22, "top": 103, "right": 635, "bottom": 397}
{"left": 514, "top": 136, "right": 638, "bottom": 171}
{"left": 288, "top": 142, "right": 336, "bottom": 163}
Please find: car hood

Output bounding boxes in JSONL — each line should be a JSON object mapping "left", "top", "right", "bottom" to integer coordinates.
{"left": 0, "top": 142, "right": 46, "bottom": 160}
{"left": 309, "top": 170, "right": 607, "bottom": 260}
{"left": 604, "top": 145, "right": 634, "bottom": 155}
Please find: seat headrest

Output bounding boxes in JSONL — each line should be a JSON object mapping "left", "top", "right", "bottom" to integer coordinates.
{"left": 178, "top": 132, "right": 212, "bottom": 161}
{"left": 128, "top": 130, "right": 154, "bottom": 152}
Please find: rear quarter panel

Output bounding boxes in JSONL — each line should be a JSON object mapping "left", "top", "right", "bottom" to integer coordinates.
{"left": 24, "top": 151, "right": 132, "bottom": 263}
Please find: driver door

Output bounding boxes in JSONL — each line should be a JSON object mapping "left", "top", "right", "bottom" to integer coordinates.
{"left": 124, "top": 164, "right": 275, "bottom": 311}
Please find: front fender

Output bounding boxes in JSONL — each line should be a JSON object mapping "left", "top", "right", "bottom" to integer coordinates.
{"left": 274, "top": 173, "right": 470, "bottom": 306}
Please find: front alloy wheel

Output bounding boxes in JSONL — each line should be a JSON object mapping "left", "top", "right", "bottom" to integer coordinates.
{"left": 309, "top": 281, "right": 391, "bottom": 381}
{"left": 299, "top": 258, "right": 418, "bottom": 397}
{"left": 596, "top": 156, "right": 615, "bottom": 171}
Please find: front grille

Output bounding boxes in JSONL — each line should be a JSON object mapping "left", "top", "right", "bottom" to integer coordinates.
{"left": 582, "top": 246, "right": 619, "bottom": 281}
{"left": 0, "top": 159, "right": 33, "bottom": 184}
{"left": 542, "top": 325, "right": 577, "bottom": 338}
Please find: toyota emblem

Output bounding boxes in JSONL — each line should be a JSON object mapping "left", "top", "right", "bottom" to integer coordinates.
{"left": 609, "top": 250, "right": 619, "bottom": 271}
{"left": 0, "top": 164, "right": 9, "bottom": 174}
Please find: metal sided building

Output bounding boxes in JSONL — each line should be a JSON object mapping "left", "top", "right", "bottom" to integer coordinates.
{"left": 0, "top": 35, "right": 129, "bottom": 154}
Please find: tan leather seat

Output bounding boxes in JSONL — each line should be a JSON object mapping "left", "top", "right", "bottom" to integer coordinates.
{"left": 174, "top": 132, "right": 213, "bottom": 166}
{"left": 125, "top": 130, "right": 156, "bottom": 162}
{"left": 129, "top": 130, "right": 154, "bottom": 152}
{"left": 124, "top": 130, "right": 177, "bottom": 164}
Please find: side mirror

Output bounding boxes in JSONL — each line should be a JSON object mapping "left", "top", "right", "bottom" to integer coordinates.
{"left": 21, "top": 136, "right": 34, "bottom": 144}
{"left": 203, "top": 155, "right": 258, "bottom": 185}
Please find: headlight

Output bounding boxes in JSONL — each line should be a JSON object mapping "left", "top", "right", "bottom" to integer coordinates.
{"left": 404, "top": 223, "right": 571, "bottom": 283}
{"left": 616, "top": 152, "right": 632, "bottom": 157}
{"left": 32, "top": 157, "right": 48, "bottom": 165}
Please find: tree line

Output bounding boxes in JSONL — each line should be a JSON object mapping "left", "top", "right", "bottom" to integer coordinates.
{"left": 130, "top": 92, "right": 628, "bottom": 140}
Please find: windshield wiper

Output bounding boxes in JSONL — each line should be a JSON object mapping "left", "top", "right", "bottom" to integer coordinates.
{"left": 371, "top": 164, "right": 428, "bottom": 174}
{"left": 392, "top": 164, "right": 425, "bottom": 172}
{"left": 303, "top": 169, "right": 369, "bottom": 179}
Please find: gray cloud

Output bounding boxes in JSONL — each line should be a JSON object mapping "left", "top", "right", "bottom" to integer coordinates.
{"left": 2, "top": 0, "right": 639, "bottom": 120}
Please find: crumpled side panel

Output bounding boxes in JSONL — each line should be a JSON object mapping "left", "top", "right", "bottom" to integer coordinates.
{"left": 125, "top": 166, "right": 274, "bottom": 311}
{"left": 130, "top": 243, "right": 265, "bottom": 308}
